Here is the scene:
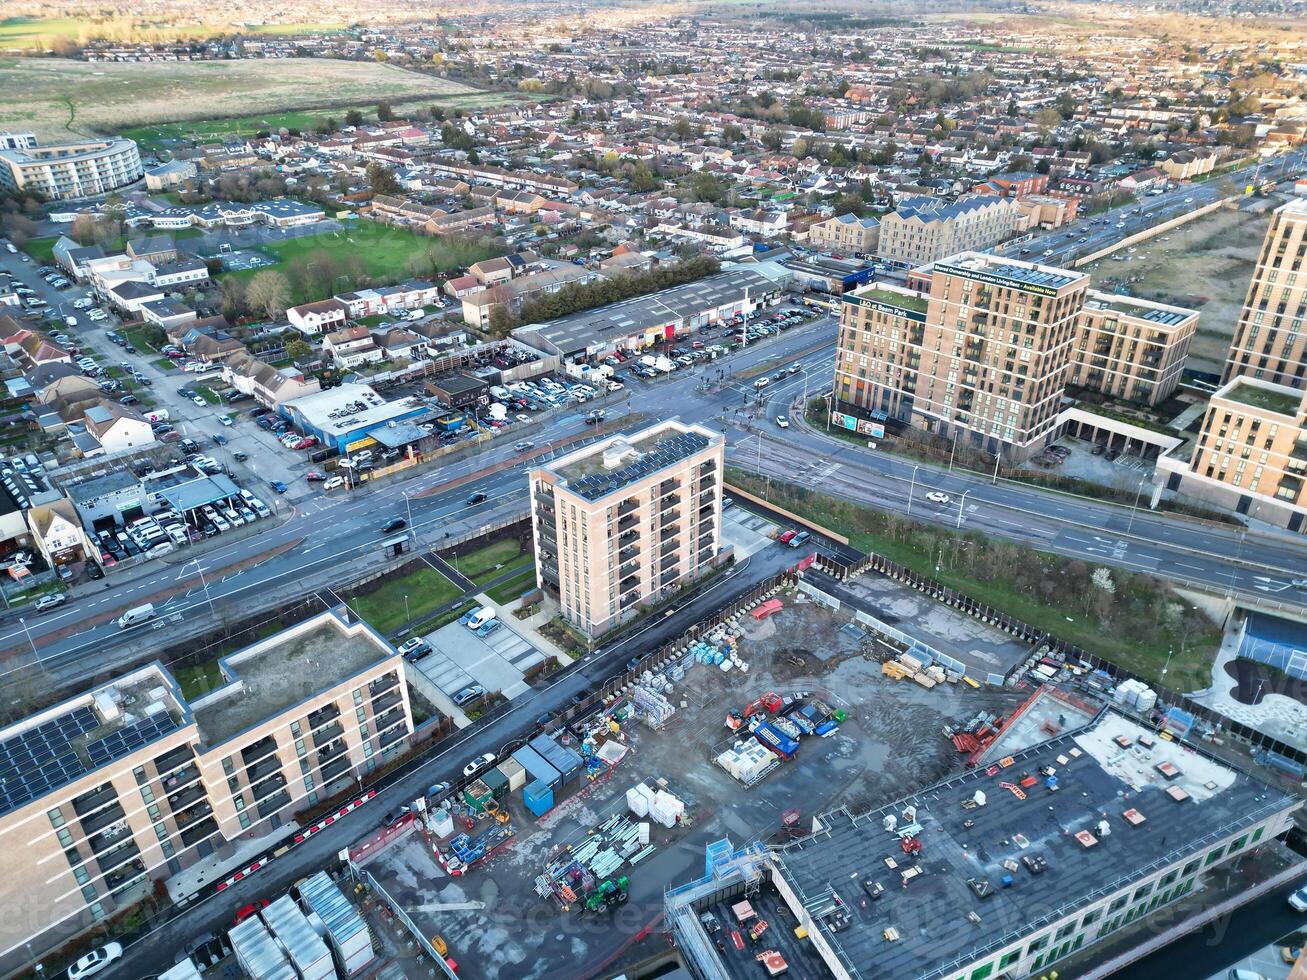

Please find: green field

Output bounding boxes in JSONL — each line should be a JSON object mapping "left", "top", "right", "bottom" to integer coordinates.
{"left": 122, "top": 110, "right": 339, "bottom": 155}
{"left": 453, "top": 538, "right": 534, "bottom": 585}
{"left": 0, "top": 17, "right": 345, "bottom": 51}
{"left": 351, "top": 565, "right": 462, "bottom": 636}
{"left": 223, "top": 221, "right": 495, "bottom": 304}
{"left": 486, "top": 569, "right": 538, "bottom": 605}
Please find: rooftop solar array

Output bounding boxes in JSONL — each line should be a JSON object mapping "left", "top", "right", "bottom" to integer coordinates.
{"left": 86, "top": 715, "right": 179, "bottom": 769}
{"left": 1139, "top": 307, "right": 1191, "bottom": 326}
{"left": 942, "top": 256, "right": 1082, "bottom": 292}
{"left": 568, "top": 431, "right": 710, "bottom": 501}
{"left": 0, "top": 706, "right": 97, "bottom": 816}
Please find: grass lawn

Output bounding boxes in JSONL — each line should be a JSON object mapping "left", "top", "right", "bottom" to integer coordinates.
{"left": 152, "top": 357, "right": 177, "bottom": 372}
{"left": 22, "top": 236, "right": 60, "bottom": 263}
{"left": 728, "top": 468, "right": 1220, "bottom": 691}
{"left": 453, "top": 538, "right": 534, "bottom": 585}
{"left": 124, "top": 326, "right": 160, "bottom": 352}
{"left": 486, "top": 568, "right": 537, "bottom": 605}
{"left": 221, "top": 221, "right": 496, "bottom": 305}
{"left": 192, "top": 384, "right": 220, "bottom": 405}
{"left": 174, "top": 661, "right": 225, "bottom": 701}
{"left": 351, "top": 565, "right": 462, "bottom": 636}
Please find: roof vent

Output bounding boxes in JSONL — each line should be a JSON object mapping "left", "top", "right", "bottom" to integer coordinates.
{"left": 603, "top": 439, "right": 637, "bottom": 470}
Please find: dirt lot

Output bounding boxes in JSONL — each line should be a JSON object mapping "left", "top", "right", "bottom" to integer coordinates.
{"left": 365, "top": 597, "right": 1030, "bottom": 979}
{"left": 1081, "top": 203, "right": 1272, "bottom": 377}
{"left": 0, "top": 57, "right": 477, "bottom": 139}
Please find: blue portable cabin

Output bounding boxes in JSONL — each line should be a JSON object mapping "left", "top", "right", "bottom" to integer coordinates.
{"left": 512, "top": 745, "right": 561, "bottom": 789}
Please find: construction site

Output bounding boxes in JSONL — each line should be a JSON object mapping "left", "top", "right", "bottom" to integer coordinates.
{"left": 356, "top": 583, "right": 1043, "bottom": 979}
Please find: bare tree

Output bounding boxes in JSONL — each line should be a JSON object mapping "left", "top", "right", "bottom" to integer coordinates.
{"left": 245, "top": 270, "right": 292, "bottom": 321}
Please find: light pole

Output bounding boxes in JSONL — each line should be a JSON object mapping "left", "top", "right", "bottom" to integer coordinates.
{"left": 991, "top": 452, "right": 1001, "bottom": 485}
{"left": 1160, "top": 645, "right": 1173, "bottom": 681}
{"left": 190, "top": 558, "right": 216, "bottom": 618}
{"left": 19, "top": 616, "right": 39, "bottom": 663}
{"left": 956, "top": 490, "right": 969, "bottom": 529}
{"left": 403, "top": 489, "right": 415, "bottom": 543}
{"left": 906, "top": 464, "right": 920, "bottom": 516}
{"left": 1125, "top": 478, "right": 1148, "bottom": 534}
{"left": 948, "top": 430, "right": 960, "bottom": 474}
{"left": 403, "top": 594, "right": 410, "bottom": 623}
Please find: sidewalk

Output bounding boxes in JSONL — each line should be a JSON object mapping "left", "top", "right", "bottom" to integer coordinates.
{"left": 165, "top": 821, "right": 297, "bottom": 904}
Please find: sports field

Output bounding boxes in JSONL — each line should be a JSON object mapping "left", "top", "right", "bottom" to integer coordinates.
{"left": 0, "top": 57, "right": 477, "bottom": 141}
{"left": 222, "top": 221, "right": 498, "bottom": 304}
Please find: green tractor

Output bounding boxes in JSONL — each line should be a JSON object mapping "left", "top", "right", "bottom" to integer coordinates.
{"left": 584, "top": 875, "right": 631, "bottom": 912}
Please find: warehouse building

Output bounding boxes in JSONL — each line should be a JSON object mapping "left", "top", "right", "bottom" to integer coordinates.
{"left": 282, "top": 383, "right": 431, "bottom": 454}
{"left": 0, "top": 608, "right": 411, "bottom": 974}
{"left": 667, "top": 708, "right": 1299, "bottom": 980}
{"left": 513, "top": 269, "right": 781, "bottom": 361}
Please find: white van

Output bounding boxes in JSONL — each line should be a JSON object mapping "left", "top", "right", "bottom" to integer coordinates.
{"left": 117, "top": 603, "right": 156, "bottom": 629}
{"left": 466, "top": 606, "right": 496, "bottom": 631}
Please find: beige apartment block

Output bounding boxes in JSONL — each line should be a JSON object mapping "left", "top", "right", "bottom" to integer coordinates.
{"left": 0, "top": 609, "right": 411, "bottom": 973}
{"left": 1157, "top": 377, "right": 1307, "bottom": 532}
{"left": 876, "top": 195, "right": 1018, "bottom": 268}
{"left": 808, "top": 213, "right": 880, "bottom": 254}
{"left": 531, "top": 420, "right": 724, "bottom": 637}
{"left": 1072, "top": 291, "right": 1199, "bottom": 406}
{"left": 0, "top": 137, "right": 142, "bottom": 202}
{"left": 1222, "top": 197, "right": 1307, "bottom": 390}
{"left": 836, "top": 253, "right": 1089, "bottom": 461}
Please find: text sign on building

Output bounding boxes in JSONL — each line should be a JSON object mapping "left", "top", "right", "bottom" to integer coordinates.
{"left": 842, "top": 294, "right": 927, "bottom": 323}
{"left": 937, "top": 264, "right": 1061, "bottom": 298}
{"left": 831, "top": 411, "right": 884, "bottom": 439}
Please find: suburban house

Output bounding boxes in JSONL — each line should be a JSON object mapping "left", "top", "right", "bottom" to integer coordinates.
{"left": 81, "top": 401, "right": 154, "bottom": 454}
{"left": 287, "top": 298, "right": 350, "bottom": 337}
{"left": 105, "top": 280, "right": 166, "bottom": 315}
{"left": 322, "top": 326, "right": 384, "bottom": 369}
{"left": 140, "top": 298, "right": 197, "bottom": 330}
{"left": 224, "top": 354, "right": 321, "bottom": 409}
{"left": 26, "top": 499, "right": 93, "bottom": 568}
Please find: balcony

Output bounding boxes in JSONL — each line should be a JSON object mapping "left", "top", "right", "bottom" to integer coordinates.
{"left": 154, "top": 743, "right": 194, "bottom": 776}
{"left": 161, "top": 764, "right": 198, "bottom": 794}
{"left": 175, "top": 800, "right": 213, "bottom": 831}
{"left": 373, "top": 689, "right": 402, "bottom": 715}
{"left": 318, "top": 739, "right": 346, "bottom": 763}
{"left": 72, "top": 785, "right": 118, "bottom": 819}
{"left": 257, "top": 791, "right": 290, "bottom": 821}
{"left": 618, "top": 498, "right": 639, "bottom": 517}
{"left": 620, "top": 572, "right": 640, "bottom": 593}
{"left": 699, "top": 546, "right": 714, "bottom": 565}
{"left": 321, "top": 755, "right": 351, "bottom": 784}
{"left": 87, "top": 820, "right": 131, "bottom": 856}
{"left": 368, "top": 673, "right": 399, "bottom": 698}
{"left": 619, "top": 558, "right": 640, "bottom": 579}
{"left": 80, "top": 802, "right": 126, "bottom": 835}
{"left": 660, "top": 508, "right": 680, "bottom": 527}
{"left": 313, "top": 721, "right": 344, "bottom": 747}
{"left": 308, "top": 703, "right": 340, "bottom": 730}
{"left": 618, "top": 512, "right": 640, "bottom": 533}
{"left": 619, "top": 544, "right": 640, "bottom": 563}
{"left": 106, "top": 859, "right": 147, "bottom": 896}
{"left": 620, "top": 589, "right": 642, "bottom": 609}
{"left": 380, "top": 726, "right": 408, "bottom": 750}
{"left": 699, "top": 460, "right": 716, "bottom": 476}
{"left": 96, "top": 840, "right": 140, "bottom": 875}
{"left": 167, "top": 782, "right": 207, "bottom": 812}
{"left": 240, "top": 735, "right": 277, "bottom": 766}
{"left": 376, "top": 706, "right": 406, "bottom": 732}
{"left": 660, "top": 491, "right": 682, "bottom": 509}
{"left": 660, "top": 568, "right": 680, "bottom": 587}
{"left": 248, "top": 755, "right": 283, "bottom": 783}
{"left": 660, "top": 526, "right": 680, "bottom": 545}
{"left": 251, "top": 773, "right": 287, "bottom": 802}
{"left": 179, "top": 817, "right": 217, "bottom": 849}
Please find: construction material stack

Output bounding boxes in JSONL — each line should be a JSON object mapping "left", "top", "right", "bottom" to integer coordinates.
{"left": 1113, "top": 679, "right": 1157, "bottom": 713}
{"left": 716, "top": 739, "right": 780, "bottom": 785}
{"left": 882, "top": 653, "right": 947, "bottom": 688}
{"left": 631, "top": 681, "right": 676, "bottom": 729}
{"left": 298, "top": 871, "right": 375, "bottom": 977}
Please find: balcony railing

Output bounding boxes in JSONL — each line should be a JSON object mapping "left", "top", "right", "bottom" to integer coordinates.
{"left": 251, "top": 773, "right": 287, "bottom": 802}
{"left": 376, "top": 707, "right": 406, "bottom": 732}
{"left": 80, "top": 802, "right": 126, "bottom": 835}
{"left": 107, "top": 860, "right": 147, "bottom": 896}
{"left": 248, "top": 756, "right": 283, "bottom": 783}
{"left": 174, "top": 800, "right": 213, "bottom": 830}
{"left": 380, "top": 726, "right": 408, "bottom": 750}
{"left": 313, "top": 721, "right": 344, "bottom": 746}
{"left": 180, "top": 817, "right": 218, "bottom": 849}
{"left": 72, "top": 785, "right": 118, "bottom": 819}
{"left": 257, "top": 791, "right": 290, "bottom": 821}
{"left": 161, "top": 764, "right": 198, "bottom": 794}
{"left": 240, "top": 735, "right": 277, "bottom": 766}
{"left": 154, "top": 744, "right": 193, "bottom": 776}
{"left": 321, "top": 756, "right": 351, "bottom": 783}
{"left": 368, "top": 673, "right": 399, "bottom": 698}
{"left": 372, "top": 689, "right": 402, "bottom": 715}
{"left": 618, "top": 499, "right": 639, "bottom": 516}
{"left": 167, "top": 782, "right": 206, "bottom": 812}
{"left": 308, "top": 703, "right": 340, "bottom": 729}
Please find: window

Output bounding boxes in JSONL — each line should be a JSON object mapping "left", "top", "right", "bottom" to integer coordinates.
{"left": 140, "top": 785, "right": 154, "bottom": 805}
{"left": 154, "top": 823, "right": 168, "bottom": 842}
{"left": 74, "top": 866, "right": 90, "bottom": 885}
{"left": 161, "top": 841, "right": 175, "bottom": 859}
{"left": 1229, "top": 834, "right": 1248, "bottom": 853}
{"left": 1182, "top": 859, "right": 1200, "bottom": 877}
{"left": 89, "top": 902, "right": 106, "bottom": 922}
{"left": 290, "top": 720, "right": 301, "bottom": 737}
{"left": 1055, "top": 922, "right": 1075, "bottom": 941}
{"left": 1027, "top": 935, "right": 1048, "bottom": 954}
{"left": 969, "top": 963, "right": 993, "bottom": 980}
{"left": 1132, "top": 882, "right": 1153, "bottom": 902}
{"left": 222, "top": 756, "right": 234, "bottom": 775}
{"left": 238, "top": 811, "right": 251, "bottom": 830}
{"left": 1082, "top": 908, "right": 1102, "bottom": 926}
{"left": 353, "top": 689, "right": 363, "bottom": 706}
{"left": 147, "top": 804, "right": 161, "bottom": 821}
{"left": 295, "top": 739, "right": 306, "bottom": 758}
{"left": 133, "top": 766, "right": 148, "bottom": 786}
{"left": 1205, "top": 847, "right": 1224, "bottom": 867}
{"left": 1108, "top": 895, "right": 1128, "bottom": 913}
{"left": 1252, "top": 827, "right": 1265, "bottom": 844}
{"left": 999, "top": 951, "right": 1020, "bottom": 969}
{"left": 57, "top": 828, "right": 73, "bottom": 848}
{"left": 80, "top": 884, "right": 97, "bottom": 903}
{"left": 47, "top": 808, "right": 65, "bottom": 830}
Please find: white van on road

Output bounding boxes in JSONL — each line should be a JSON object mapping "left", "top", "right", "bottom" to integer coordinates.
{"left": 116, "top": 603, "right": 156, "bottom": 629}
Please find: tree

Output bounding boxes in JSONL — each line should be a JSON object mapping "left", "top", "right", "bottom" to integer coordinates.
{"left": 344, "top": 109, "right": 363, "bottom": 128}
{"left": 1035, "top": 106, "right": 1062, "bottom": 132}
{"left": 218, "top": 277, "right": 247, "bottom": 320}
{"left": 791, "top": 138, "right": 809, "bottom": 159}
{"left": 687, "top": 171, "right": 724, "bottom": 203}
{"left": 285, "top": 339, "right": 314, "bottom": 364}
{"left": 70, "top": 213, "right": 99, "bottom": 246}
{"left": 365, "top": 161, "right": 401, "bottom": 197}
{"left": 630, "top": 162, "right": 659, "bottom": 193}
{"left": 487, "top": 304, "right": 515, "bottom": 338}
{"left": 245, "top": 270, "right": 292, "bottom": 321}
{"left": 376, "top": 100, "right": 395, "bottom": 122}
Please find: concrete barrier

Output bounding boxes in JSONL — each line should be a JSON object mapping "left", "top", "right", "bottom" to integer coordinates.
{"left": 1073, "top": 195, "right": 1238, "bottom": 267}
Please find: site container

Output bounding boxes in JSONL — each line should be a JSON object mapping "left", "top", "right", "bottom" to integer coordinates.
{"left": 229, "top": 915, "right": 296, "bottom": 980}
{"left": 158, "top": 959, "right": 203, "bottom": 980}
{"left": 511, "top": 745, "right": 561, "bottom": 789}
{"left": 263, "top": 895, "right": 337, "bottom": 980}
{"left": 298, "top": 871, "right": 375, "bottom": 976}
{"left": 524, "top": 779, "right": 554, "bottom": 817}
{"left": 530, "top": 734, "right": 583, "bottom": 786}
{"left": 497, "top": 758, "right": 527, "bottom": 792}
{"left": 463, "top": 778, "right": 494, "bottom": 812}
{"left": 482, "top": 767, "right": 510, "bottom": 800}
{"left": 754, "top": 722, "right": 799, "bottom": 759}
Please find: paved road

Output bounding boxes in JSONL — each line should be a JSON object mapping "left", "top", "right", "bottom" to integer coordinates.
{"left": 992, "top": 148, "right": 1307, "bottom": 267}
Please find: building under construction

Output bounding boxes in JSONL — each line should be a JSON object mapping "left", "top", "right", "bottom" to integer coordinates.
{"left": 666, "top": 707, "right": 1300, "bottom": 980}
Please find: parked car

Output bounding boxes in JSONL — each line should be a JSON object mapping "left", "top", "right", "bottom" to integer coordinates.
{"left": 778, "top": 529, "right": 797, "bottom": 544}
{"left": 34, "top": 593, "right": 67, "bottom": 613}
{"left": 398, "top": 638, "right": 432, "bottom": 662}
{"left": 1289, "top": 885, "right": 1307, "bottom": 912}
{"left": 323, "top": 476, "right": 345, "bottom": 491}
{"left": 233, "top": 898, "right": 269, "bottom": 925}
{"left": 462, "top": 752, "right": 496, "bottom": 777}
{"left": 452, "top": 684, "right": 485, "bottom": 706}
{"left": 270, "top": 480, "right": 288, "bottom": 494}
{"left": 789, "top": 531, "right": 811, "bottom": 548}
{"left": 476, "top": 618, "right": 502, "bottom": 638}
{"left": 68, "top": 943, "right": 123, "bottom": 979}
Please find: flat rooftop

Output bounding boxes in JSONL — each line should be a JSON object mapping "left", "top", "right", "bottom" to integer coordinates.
{"left": 848, "top": 283, "right": 929, "bottom": 314}
{"left": 545, "top": 420, "right": 719, "bottom": 502}
{"left": 286, "top": 383, "right": 429, "bottom": 438}
{"left": 1219, "top": 378, "right": 1303, "bottom": 417}
{"left": 936, "top": 251, "right": 1086, "bottom": 293}
{"left": 1083, "top": 290, "right": 1197, "bottom": 328}
{"left": 192, "top": 616, "right": 391, "bottom": 748}
{"left": 769, "top": 710, "right": 1296, "bottom": 980}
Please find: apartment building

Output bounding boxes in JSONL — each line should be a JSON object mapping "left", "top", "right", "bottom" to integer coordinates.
{"left": 836, "top": 253, "right": 1089, "bottom": 461}
{"left": 668, "top": 709, "right": 1299, "bottom": 980}
{"left": 530, "top": 421, "right": 724, "bottom": 637}
{"left": 1157, "top": 377, "right": 1307, "bottom": 532}
{"left": 807, "top": 213, "right": 881, "bottom": 254}
{"left": 1072, "top": 291, "right": 1199, "bottom": 406}
{"left": 0, "top": 137, "right": 142, "bottom": 201}
{"left": 1222, "top": 197, "right": 1307, "bottom": 390}
{"left": 0, "top": 609, "right": 411, "bottom": 972}
{"left": 876, "top": 194, "right": 1018, "bottom": 268}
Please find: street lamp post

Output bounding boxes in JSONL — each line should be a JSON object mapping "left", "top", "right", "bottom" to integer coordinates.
{"left": 906, "top": 464, "right": 920, "bottom": 516}
{"left": 190, "top": 558, "right": 216, "bottom": 618}
{"left": 948, "top": 430, "right": 960, "bottom": 474}
{"left": 1125, "top": 478, "right": 1147, "bottom": 534}
{"left": 956, "top": 490, "right": 969, "bottom": 529}
{"left": 404, "top": 594, "right": 410, "bottom": 623}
